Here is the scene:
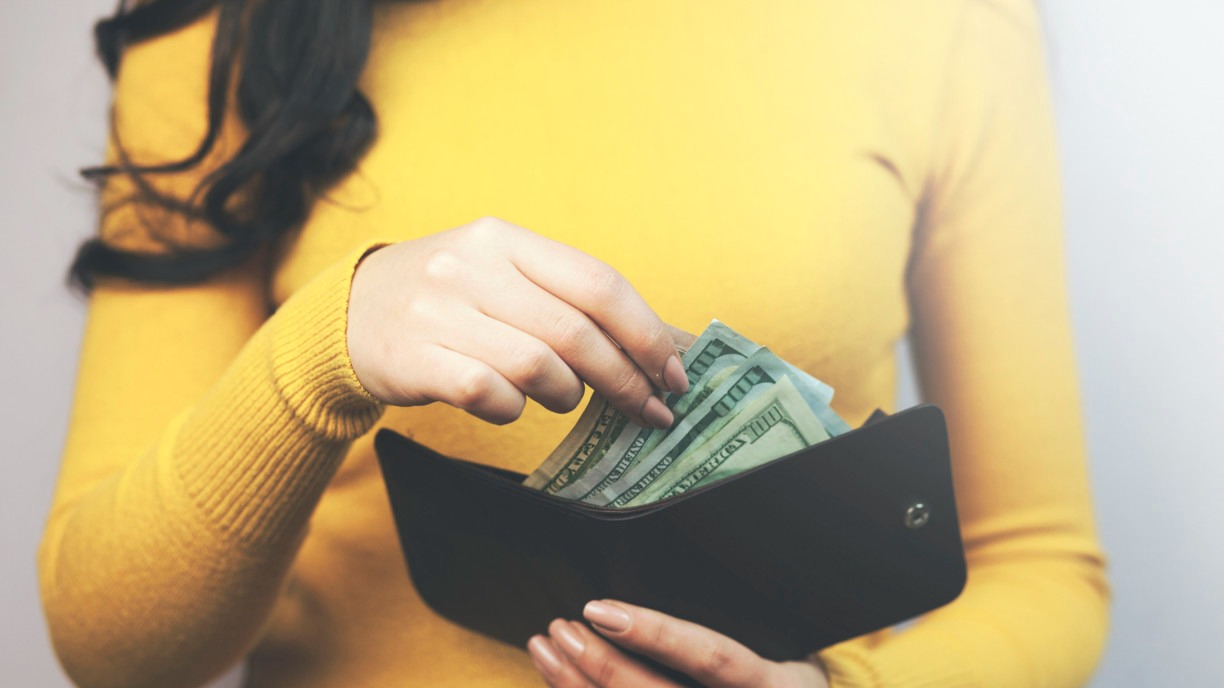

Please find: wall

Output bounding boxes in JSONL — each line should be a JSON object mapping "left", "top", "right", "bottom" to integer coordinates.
{"left": 0, "top": 2, "right": 242, "bottom": 685}
{"left": 1045, "top": 1, "right": 1224, "bottom": 684}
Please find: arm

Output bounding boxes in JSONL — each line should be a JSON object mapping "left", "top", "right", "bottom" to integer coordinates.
{"left": 818, "top": 1, "right": 1110, "bottom": 685}
{"left": 38, "top": 14, "right": 385, "bottom": 687}
{"left": 40, "top": 252, "right": 383, "bottom": 688}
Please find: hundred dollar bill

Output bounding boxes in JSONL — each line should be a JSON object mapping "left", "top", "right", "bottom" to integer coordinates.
{"left": 591, "top": 344, "right": 852, "bottom": 508}
{"left": 589, "top": 348, "right": 792, "bottom": 507}
{"left": 785, "top": 367, "right": 850, "bottom": 436}
{"left": 520, "top": 393, "right": 629, "bottom": 492}
{"left": 524, "top": 320, "right": 852, "bottom": 508}
{"left": 522, "top": 325, "right": 704, "bottom": 493}
{"left": 548, "top": 321, "right": 762, "bottom": 500}
{"left": 698, "top": 326, "right": 843, "bottom": 437}
{"left": 621, "top": 376, "right": 830, "bottom": 506}
{"left": 670, "top": 321, "right": 763, "bottom": 418}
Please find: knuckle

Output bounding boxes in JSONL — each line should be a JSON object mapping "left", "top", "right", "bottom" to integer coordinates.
{"left": 646, "top": 617, "right": 669, "bottom": 651}
{"left": 454, "top": 367, "right": 496, "bottom": 410}
{"left": 464, "top": 215, "right": 517, "bottom": 245}
{"left": 470, "top": 214, "right": 504, "bottom": 231}
{"left": 607, "top": 364, "right": 648, "bottom": 405}
{"left": 696, "top": 641, "right": 738, "bottom": 679}
{"left": 554, "top": 383, "right": 585, "bottom": 413}
{"left": 403, "top": 297, "right": 445, "bottom": 328}
{"left": 482, "top": 396, "right": 525, "bottom": 425}
{"left": 624, "top": 318, "right": 667, "bottom": 357}
{"left": 510, "top": 343, "right": 555, "bottom": 388}
{"left": 590, "top": 650, "right": 620, "bottom": 686}
{"left": 584, "top": 264, "right": 626, "bottom": 306}
{"left": 550, "top": 313, "right": 594, "bottom": 355}
{"left": 421, "top": 248, "right": 467, "bottom": 284}
{"left": 487, "top": 401, "right": 525, "bottom": 426}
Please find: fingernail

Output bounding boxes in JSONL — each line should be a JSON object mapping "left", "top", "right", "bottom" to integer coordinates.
{"left": 640, "top": 395, "right": 674, "bottom": 429}
{"left": 584, "top": 600, "right": 631, "bottom": 633}
{"left": 662, "top": 354, "right": 689, "bottom": 394}
{"left": 552, "top": 621, "right": 585, "bottom": 657}
{"left": 527, "top": 635, "right": 562, "bottom": 675}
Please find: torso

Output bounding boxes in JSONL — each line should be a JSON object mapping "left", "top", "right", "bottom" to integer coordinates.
{"left": 249, "top": 1, "right": 945, "bottom": 683}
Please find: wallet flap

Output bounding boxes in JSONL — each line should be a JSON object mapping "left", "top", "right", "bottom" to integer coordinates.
{"left": 375, "top": 404, "right": 965, "bottom": 661}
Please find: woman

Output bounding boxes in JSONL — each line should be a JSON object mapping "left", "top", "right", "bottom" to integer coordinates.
{"left": 39, "top": 0, "right": 1109, "bottom": 686}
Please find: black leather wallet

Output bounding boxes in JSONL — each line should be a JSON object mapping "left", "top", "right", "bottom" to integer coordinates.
{"left": 375, "top": 404, "right": 965, "bottom": 665}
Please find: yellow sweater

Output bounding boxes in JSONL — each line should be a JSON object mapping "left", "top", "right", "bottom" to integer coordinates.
{"left": 40, "top": 1, "right": 1109, "bottom": 686}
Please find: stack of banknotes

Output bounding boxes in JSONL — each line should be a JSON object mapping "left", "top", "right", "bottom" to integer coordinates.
{"left": 523, "top": 321, "right": 850, "bottom": 507}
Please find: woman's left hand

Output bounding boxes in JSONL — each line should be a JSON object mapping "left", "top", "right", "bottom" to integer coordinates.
{"left": 526, "top": 600, "right": 830, "bottom": 688}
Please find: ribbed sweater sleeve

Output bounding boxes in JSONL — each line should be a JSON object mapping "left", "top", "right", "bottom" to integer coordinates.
{"left": 816, "top": 1, "right": 1110, "bottom": 686}
{"left": 39, "top": 243, "right": 387, "bottom": 688}
{"left": 172, "top": 244, "right": 388, "bottom": 545}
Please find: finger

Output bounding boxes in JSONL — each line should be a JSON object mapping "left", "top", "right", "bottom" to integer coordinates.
{"left": 665, "top": 324, "right": 699, "bottom": 354}
{"left": 406, "top": 346, "right": 526, "bottom": 425}
{"left": 432, "top": 309, "right": 585, "bottom": 414}
{"left": 583, "top": 601, "right": 774, "bottom": 688}
{"left": 550, "top": 619, "right": 681, "bottom": 688}
{"left": 496, "top": 221, "right": 689, "bottom": 396}
{"left": 481, "top": 275, "right": 675, "bottom": 428}
{"left": 528, "top": 635, "right": 597, "bottom": 688}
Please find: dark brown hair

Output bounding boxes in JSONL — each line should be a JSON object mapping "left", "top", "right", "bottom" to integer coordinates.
{"left": 71, "top": 0, "right": 401, "bottom": 289}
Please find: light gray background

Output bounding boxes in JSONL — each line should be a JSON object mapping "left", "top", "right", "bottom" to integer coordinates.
{"left": 2, "top": 1, "right": 1220, "bottom": 686}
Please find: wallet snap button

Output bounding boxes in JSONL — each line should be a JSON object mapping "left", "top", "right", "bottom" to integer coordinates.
{"left": 905, "top": 502, "right": 930, "bottom": 529}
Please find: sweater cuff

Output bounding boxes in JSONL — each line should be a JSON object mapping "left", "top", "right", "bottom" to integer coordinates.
{"left": 269, "top": 242, "right": 389, "bottom": 441}
{"left": 174, "top": 242, "right": 390, "bottom": 546}
{"left": 819, "top": 636, "right": 976, "bottom": 688}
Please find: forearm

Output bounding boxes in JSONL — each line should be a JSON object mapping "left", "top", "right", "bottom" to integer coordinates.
{"left": 39, "top": 246, "right": 385, "bottom": 687}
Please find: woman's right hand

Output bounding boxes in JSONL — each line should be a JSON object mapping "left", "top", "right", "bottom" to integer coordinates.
{"left": 347, "top": 216, "right": 689, "bottom": 428}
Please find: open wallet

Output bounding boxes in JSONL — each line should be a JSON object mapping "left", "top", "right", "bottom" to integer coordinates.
{"left": 374, "top": 403, "right": 967, "bottom": 670}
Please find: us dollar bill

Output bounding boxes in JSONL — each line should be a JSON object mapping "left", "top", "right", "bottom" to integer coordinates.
{"left": 589, "top": 348, "right": 791, "bottom": 506}
{"left": 524, "top": 320, "right": 851, "bottom": 508}
{"left": 520, "top": 393, "right": 630, "bottom": 492}
{"left": 621, "top": 376, "right": 830, "bottom": 506}
{"left": 536, "top": 318, "right": 753, "bottom": 494}
{"left": 521, "top": 325, "right": 705, "bottom": 493}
